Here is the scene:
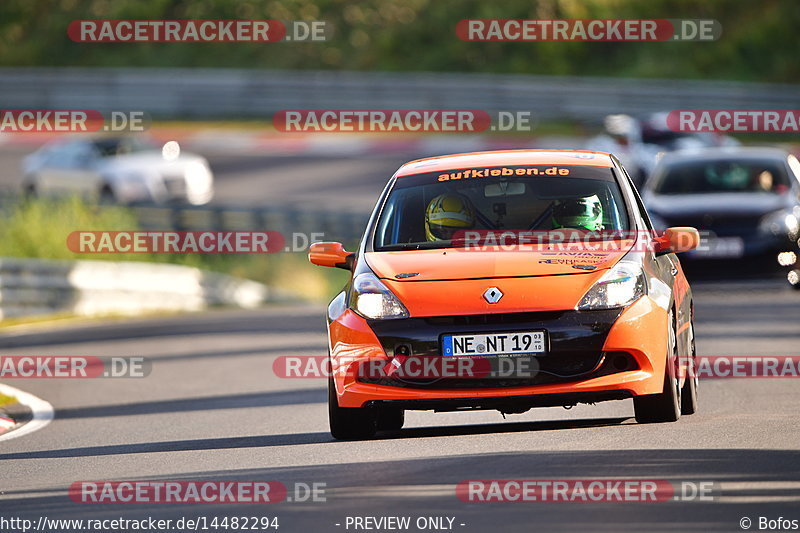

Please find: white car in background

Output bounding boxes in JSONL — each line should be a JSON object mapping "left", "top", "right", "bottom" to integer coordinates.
{"left": 21, "top": 136, "right": 214, "bottom": 205}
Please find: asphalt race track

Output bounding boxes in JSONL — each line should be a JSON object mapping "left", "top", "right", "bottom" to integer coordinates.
{"left": 1, "top": 278, "right": 799, "bottom": 532}
{"left": 0, "top": 137, "right": 583, "bottom": 211}
{"left": 3, "top": 2, "right": 799, "bottom": 531}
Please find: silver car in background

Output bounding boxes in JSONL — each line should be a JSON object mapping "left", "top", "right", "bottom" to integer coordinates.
{"left": 586, "top": 112, "right": 739, "bottom": 186}
{"left": 21, "top": 136, "right": 214, "bottom": 205}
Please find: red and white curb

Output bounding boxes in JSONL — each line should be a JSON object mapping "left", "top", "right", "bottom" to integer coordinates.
{"left": 3, "top": 128, "right": 798, "bottom": 159}
{"left": 158, "top": 130, "right": 548, "bottom": 157}
{"left": 0, "top": 415, "right": 13, "bottom": 432}
{"left": 0, "top": 383, "right": 54, "bottom": 442}
{"left": 0, "top": 129, "right": 547, "bottom": 156}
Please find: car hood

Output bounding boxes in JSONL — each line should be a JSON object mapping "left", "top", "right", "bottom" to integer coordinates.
{"left": 365, "top": 242, "right": 633, "bottom": 282}
{"left": 646, "top": 192, "right": 790, "bottom": 218}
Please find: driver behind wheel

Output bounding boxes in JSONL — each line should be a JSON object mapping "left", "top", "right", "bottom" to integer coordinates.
{"left": 551, "top": 194, "right": 604, "bottom": 231}
{"left": 425, "top": 193, "right": 476, "bottom": 241}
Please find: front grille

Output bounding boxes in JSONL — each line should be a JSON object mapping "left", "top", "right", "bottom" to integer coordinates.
{"left": 366, "top": 308, "right": 624, "bottom": 360}
{"left": 163, "top": 174, "right": 187, "bottom": 197}
{"left": 663, "top": 215, "right": 761, "bottom": 237}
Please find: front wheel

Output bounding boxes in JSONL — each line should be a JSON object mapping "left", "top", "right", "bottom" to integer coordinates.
{"left": 634, "top": 309, "right": 681, "bottom": 423}
{"left": 328, "top": 377, "right": 376, "bottom": 440}
{"left": 376, "top": 407, "right": 405, "bottom": 431}
{"left": 98, "top": 185, "right": 116, "bottom": 205}
{"left": 680, "top": 321, "right": 699, "bottom": 415}
{"left": 22, "top": 182, "right": 37, "bottom": 199}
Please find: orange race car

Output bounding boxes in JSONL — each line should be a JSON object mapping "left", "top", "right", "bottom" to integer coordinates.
{"left": 309, "top": 150, "right": 700, "bottom": 440}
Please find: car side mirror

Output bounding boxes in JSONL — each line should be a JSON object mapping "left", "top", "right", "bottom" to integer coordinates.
{"left": 654, "top": 227, "right": 700, "bottom": 256}
{"left": 308, "top": 242, "right": 355, "bottom": 270}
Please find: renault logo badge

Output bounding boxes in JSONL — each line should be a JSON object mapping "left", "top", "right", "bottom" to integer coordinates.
{"left": 483, "top": 287, "right": 503, "bottom": 304}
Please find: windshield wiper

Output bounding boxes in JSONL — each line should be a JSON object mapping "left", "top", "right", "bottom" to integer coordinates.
{"left": 376, "top": 241, "right": 452, "bottom": 251}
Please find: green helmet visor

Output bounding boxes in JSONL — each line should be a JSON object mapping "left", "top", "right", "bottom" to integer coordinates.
{"left": 552, "top": 195, "right": 603, "bottom": 231}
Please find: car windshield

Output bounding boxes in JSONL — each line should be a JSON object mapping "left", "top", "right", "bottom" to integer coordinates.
{"left": 92, "top": 137, "right": 157, "bottom": 157}
{"left": 653, "top": 158, "right": 791, "bottom": 195}
{"left": 641, "top": 128, "right": 695, "bottom": 148}
{"left": 373, "top": 164, "right": 631, "bottom": 250}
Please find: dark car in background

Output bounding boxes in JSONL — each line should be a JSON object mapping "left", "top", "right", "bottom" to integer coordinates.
{"left": 642, "top": 147, "right": 800, "bottom": 287}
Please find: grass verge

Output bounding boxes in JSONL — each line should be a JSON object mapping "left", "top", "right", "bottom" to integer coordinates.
{"left": 0, "top": 196, "right": 349, "bottom": 304}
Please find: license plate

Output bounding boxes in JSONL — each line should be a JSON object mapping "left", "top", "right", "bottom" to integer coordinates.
{"left": 689, "top": 236, "right": 744, "bottom": 259}
{"left": 442, "top": 331, "right": 546, "bottom": 357}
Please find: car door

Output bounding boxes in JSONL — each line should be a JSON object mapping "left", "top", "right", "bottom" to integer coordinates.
{"left": 36, "top": 140, "right": 102, "bottom": 196}
{"left": 617, "top": 158, "right": 694, "bottom": 377}
{"left": 33, "top": 142, "right": 70, "bottom": 193}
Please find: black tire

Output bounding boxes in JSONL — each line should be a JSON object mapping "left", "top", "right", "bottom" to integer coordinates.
{"left": 680, "top": 320, "right": 699, "bottom": 415}
{"left": 99, "top": 185, "right": 116, "bottom": 204}
{"left": 328, "top": 377, "right": 376, "bottom": 440}
{"left": 22, "top": 183, "right": 36, "bottom": 199}
{"left": 634, "top": 309, "right": 681, "bottom": 423}
{"left": 376, "top": 407, "right": 405, "bottom": 431}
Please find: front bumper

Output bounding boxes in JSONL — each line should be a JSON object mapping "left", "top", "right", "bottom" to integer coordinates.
{"left": 366, "top": 390, "right": 633, "bottom": 412}
{"left": 328, "top": 296, "right": 669, "bottom": 409}
{"left": 680, "top": 229, "right": 797, "bottom": 273}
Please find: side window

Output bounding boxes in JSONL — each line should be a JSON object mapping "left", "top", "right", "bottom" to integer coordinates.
{"left": 631, "top": 182, "right": 654, "bottom": 232}
{"left": 42, "top": 142, "right": 71, "bottom": 167}
{"left": 617, "top": 162, "right": 654, "bottom": 231}
{"left": 787, "top": 155, "right": 800, "bottom": 189}
{"left": 61, "top": 141, "right": 96, "bottom": 169}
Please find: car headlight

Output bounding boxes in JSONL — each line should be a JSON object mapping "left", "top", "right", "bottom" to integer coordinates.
{"left": 185, "top": 161, "right": 212, "bottom": 189}
{"left": 778, "top": 251, "right": 797, "bottom": 267}
{"left": 577, "top": 261, "right": 646, "bottom": 310}
{"left": 351, "top": 272, "right": 409, "bottom": 320}
{"left": 759, "top": 210, "right": 799, "bottom": 238}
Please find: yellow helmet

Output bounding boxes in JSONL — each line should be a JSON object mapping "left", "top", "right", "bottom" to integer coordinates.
{"left": 425, "top": 193, "right": 475, "bottom": 241}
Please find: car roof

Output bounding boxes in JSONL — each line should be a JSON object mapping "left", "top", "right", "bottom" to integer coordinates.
{"left": 396, "top": 149, "right": 614, "bottom": 177}
{"left": 658, "top": 146, "right": 790, "bottom": 165}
